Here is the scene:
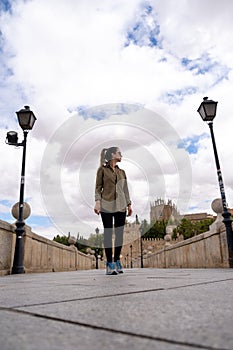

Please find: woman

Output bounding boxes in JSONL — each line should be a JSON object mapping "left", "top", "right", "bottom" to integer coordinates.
{"left": 94, "top": 147, "right": 132, "bottom": 275}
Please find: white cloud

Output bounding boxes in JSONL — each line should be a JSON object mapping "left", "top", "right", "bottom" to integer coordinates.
{"left": 36, "top": 106, "right": 192, "bottom": 238}
{"left": 0, "top": 0, "right": 233, "bottom": 239}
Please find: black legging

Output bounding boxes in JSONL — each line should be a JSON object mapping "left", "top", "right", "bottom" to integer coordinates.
{"left": 100, "top": 211, "right": 126, "bottom": 263}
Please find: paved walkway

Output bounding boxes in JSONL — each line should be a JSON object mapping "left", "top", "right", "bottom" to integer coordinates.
{"left": 0, "top": 268, "right": 233, "bottom": 350}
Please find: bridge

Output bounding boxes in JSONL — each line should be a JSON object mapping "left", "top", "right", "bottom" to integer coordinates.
{"left": 0, "top": 268, "right": 232, "bottom": 349}
{"left": 0, "top": 198, "right": 233, "bottom": 349}
{"left": 0, "top": 198, "right": 231, "bottom": 275}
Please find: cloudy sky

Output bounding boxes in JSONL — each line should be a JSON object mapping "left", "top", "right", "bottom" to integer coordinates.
{"left": 0, "top": 0, "right": 233, "bottom": 240}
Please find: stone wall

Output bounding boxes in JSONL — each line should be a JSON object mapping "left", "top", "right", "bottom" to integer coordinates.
{"left": 121, "top": 223, "right": 181, "bottom": 268}
{"left": 0, "top": 220, "right": 99, "bottom": 276}
{"left": 1, "top": 213, "right": 232, "bottom": 274}
{"left": 0, "top": 220, "right": 16, "bottom": 276}
{"left": 133, "top": 223, "right": 230, "bottom": 268}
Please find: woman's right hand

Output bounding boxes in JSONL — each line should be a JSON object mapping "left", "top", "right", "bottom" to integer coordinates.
{"left": 127, "top": 205, "right": 132, "bottom": 217}
{"left": 94, "top": 201, "right": 101, "bottom": 215}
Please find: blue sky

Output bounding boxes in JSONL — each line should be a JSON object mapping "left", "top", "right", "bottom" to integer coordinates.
{"left": 125, "top": 3, "right": 161, "bottom": 48}
{"left": 0, "top": 0, "right": 233, "bottom": 239}
{"left": 0, "top": 0, "right": 12, "bottom": 12}
{"left": 178, "top": 134, "right": 209, "bottom": 155}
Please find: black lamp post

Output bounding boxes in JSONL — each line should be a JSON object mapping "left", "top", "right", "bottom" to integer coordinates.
{"left": 95, "top": 227, "right": 100, "bottom": 269}
{"left": 197, "top": 97, "right": 233, "bottom": 267}
{"left": 125, "top": 253, "right": 129, "bottom": 268}
{"left": 139, "top": 225, "right": 144, "bottom": 268}
{"left": 130, "top": 244, "right": 133, "bottom": 268}
{"left": 6, "top": 106, "right": 37, "bottom": 274}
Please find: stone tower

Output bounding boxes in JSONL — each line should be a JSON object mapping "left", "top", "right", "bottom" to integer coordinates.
{"left": 150, "top": 198, "right": 180, "bottom": 223}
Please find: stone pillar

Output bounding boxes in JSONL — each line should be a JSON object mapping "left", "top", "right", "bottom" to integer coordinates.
{"left": 164, "top": 226, "right": 173, "bottom": 247}
{"left": 209, "top": 198, "right": 224, "bottom": 232}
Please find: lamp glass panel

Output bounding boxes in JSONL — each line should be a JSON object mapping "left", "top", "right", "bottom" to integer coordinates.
{"left": 17, "top": 112, "right": 31, "bottom": 130}
{"left": 204, "top": 103, "right": 217, "bottom": 118}
{"left": 29, "top": 114, "right": 36, "bottom": 129}
{"left": 197, "top": 104, "right": 206, "bottom": 120}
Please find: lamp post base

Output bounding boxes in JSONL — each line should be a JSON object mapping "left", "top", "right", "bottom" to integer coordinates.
{"left": 12, "top": 265, "right": 25, "bottom": 274}
{"left": 222, "top": 211, "right": 233, "bottom": 268}
{"left": 12, "top": 221, "right": 25, "bottom": 274}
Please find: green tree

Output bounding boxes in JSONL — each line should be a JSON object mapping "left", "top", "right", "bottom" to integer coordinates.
{"left": 174, "top": 218, "right": 214, "bottom": 240}
{"left": 143, "top": 220, "right": 168, "bottom": 239}
{"left": 140, "top": 219, "right": 149, "bottom": 235}
{"left": 75, "top": 234, "right": 104, "bottom": 258}
{"left": 75, "top": 235, "right": 89, "bottom": 253}
{"left": 53, "top": 234, "right": 69, "bottom": 246}
{"left": 53, "top": 233, "right": 104, "bottom": 257}
{"left": 193, "top": 218, "right": 214, "bottom": 235}
{"left": 174, "top": 218, "right": 194, "bottom": 240}
{"left": 87, "top": 233, "right": 104, "bottom": 248}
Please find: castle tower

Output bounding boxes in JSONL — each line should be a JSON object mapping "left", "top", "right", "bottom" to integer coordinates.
{"left": 150, "top": 198, "right": 180, "bottom": 223}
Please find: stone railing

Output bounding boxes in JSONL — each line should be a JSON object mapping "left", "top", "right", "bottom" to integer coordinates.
{"left": 133, "top": 223, "right": 230, "bottom": 268}
{"left": 0, "top": 219, "right": 103, "bottom": 276}
{"left": 1, "top": 199, "right": 232, "bottom": 273}
{"left": 132, "top": 199, "right": 232, "bottom": 269}
{"left": 0, "top": 220, "right": 16, "bottom": 276}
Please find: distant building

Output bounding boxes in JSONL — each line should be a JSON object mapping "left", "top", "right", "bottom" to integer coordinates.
{"left": 150, "top": 198, "right": 180, "bottom": 223}
{"left": 150, "top": 198, "right": 218, "bottom": 223}
{"left": 183, "top": 212, "right": 214, "bottom": 222}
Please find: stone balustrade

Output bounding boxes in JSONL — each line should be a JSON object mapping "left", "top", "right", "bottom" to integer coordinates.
{"left": 0, "top": 220, "right": 99, "bottom": 276}
{"left": 1, "top": 198, "right": 232, "bottom": 274}
{"left": 133, "top": 222, "right": 230, "bottom": 268}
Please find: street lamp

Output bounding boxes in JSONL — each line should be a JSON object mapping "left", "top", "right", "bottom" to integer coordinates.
{"left": 125, "top": 253, "right": 129, "bottom": 268}
{"left": 139, "top": 225, "right": 144, "bottom": 268}
{"left": 197, "top": 97, "right": 233, "bottom": 267}
{"left": 95, "top": 227, "right": 100, "bottom": 269}
{"left": 6, "top": 106, "right": 37, "bottom": 274}
{"left": 130, "top": 244, "right": 133, "bottom": 268}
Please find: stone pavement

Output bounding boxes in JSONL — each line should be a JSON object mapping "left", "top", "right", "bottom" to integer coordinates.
{"left": 0, "top": 268, "right": 233, "bottom": 350}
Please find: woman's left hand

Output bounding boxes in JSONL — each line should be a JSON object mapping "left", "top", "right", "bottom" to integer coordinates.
{"left": 94, "top": 201, "right": 101, "bottom": 215}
